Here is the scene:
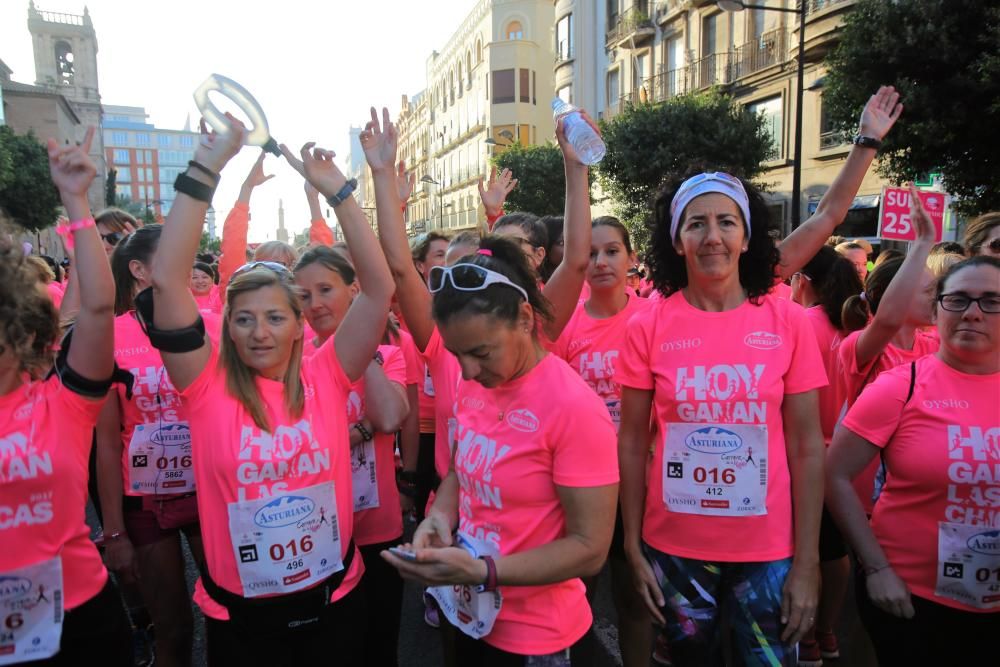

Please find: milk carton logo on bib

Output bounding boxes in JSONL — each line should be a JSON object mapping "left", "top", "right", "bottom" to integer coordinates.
{"left": 505, "top": 409, "right": 539, "bottom": 433}
{"left": 966, "top": 530, "right": 1000, "bottom": 555}
{"left": 0, "top": 576, "right": 32, "bottom": 600}
{"left": 150, "top": 422, "right": 191, "bottom": 447}
{"left": 684, "top": 426, "right": 743, "bottom": 454}
{"left": 253, "top": 495, "right": 317, "bottom": 529}
{"left": 743, "top": 331, "right": 782, "bottom": 350}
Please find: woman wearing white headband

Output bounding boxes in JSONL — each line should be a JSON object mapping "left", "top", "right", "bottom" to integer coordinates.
{"left": 617, "top": 87, "right": 903, "bottom": 665}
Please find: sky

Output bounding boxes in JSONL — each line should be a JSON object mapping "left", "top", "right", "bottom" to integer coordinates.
{"left": 0, "top": 0, "right": 479, "bottom": 241}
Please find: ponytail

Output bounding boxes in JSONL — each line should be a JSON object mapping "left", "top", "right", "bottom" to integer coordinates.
{"left": 841, "top": 256, "right": 904, "bottom": 333}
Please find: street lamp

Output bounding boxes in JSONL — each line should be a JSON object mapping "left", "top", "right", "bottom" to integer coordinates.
{"left": 718, "top": 0, "right": 806, "bottom": 228}
{"left": 421, "top": 174, "right": 445, "bottom": 229}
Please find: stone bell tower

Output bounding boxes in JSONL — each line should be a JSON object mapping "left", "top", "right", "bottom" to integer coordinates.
{"left": 27, "top": 1, "right": 106, "bottom": 212}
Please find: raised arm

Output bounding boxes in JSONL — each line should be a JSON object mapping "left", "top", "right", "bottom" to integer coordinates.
{"left": 477, "top": 167, "right": 517, "bottom": 231}
{"left": 150, "top": 117, "right": 245, "bottom": 389}
{"left": 541, "top": 112, "right": 596, "bottom": 341}
{"left": 305, "top": 180, "right": 334, "bottom": 247}
{"left": 362, "top": 361, "right": 409, "bottom": 434}
{"left": 777, "top": 86, "right": 903, "bottom": 279}
{"left": 280, "top": 110, "right": 393, "bottom": 381}
{"left": 47, "top": 127, "right": 115, "bottom": 383}
{"left": 853, "top": 186, "right": 936, "bottom": 368}
{"left": 217, "top": 152, "right": 274, "bottom": 286}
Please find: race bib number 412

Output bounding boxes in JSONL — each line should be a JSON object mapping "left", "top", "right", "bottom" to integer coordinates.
{"left": 663, "top": 423, "right": 768, "bottom": 517}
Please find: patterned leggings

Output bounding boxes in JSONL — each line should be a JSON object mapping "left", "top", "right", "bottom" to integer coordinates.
{"left": 643, "top": 543, "right": 796, "bottom": 667}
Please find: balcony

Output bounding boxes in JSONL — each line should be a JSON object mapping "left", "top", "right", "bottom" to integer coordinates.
{"left": 802, "top": 0, "right": 856, "bottom": 60}
{"left": 654, "top": 0, "right": 685, "bottom": 24}
{"left": 606, "top": 4, "right": 656, "bottom": 48}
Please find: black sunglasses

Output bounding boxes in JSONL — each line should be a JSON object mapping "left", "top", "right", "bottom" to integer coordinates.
{"left": 101, "top": 231, "right": 124, "bottom": 246}
{"left": 976, "top": 238, "right": 1000, "bottom": 254}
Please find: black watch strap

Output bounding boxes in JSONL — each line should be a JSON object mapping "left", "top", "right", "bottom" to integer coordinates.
{"left": 326, "top": 178, "right": 358, "bottom": 207}
{"left": 852, "top": 135, "right": 882, "bottom": 150}
{"left": 174, "top": 172, "right": 216, "bottom": 204}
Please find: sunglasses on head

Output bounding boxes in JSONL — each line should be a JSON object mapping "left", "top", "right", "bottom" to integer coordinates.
{"left": 232, "top": 261, "right": 293, "bottom": 279}
{"left": 428, "top": 263, "right": 529, "bottom": 302}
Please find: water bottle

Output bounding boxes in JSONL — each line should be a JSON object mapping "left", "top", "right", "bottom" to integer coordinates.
{"left": 193, "top": 74, "right": 281, "bottom": 156}
{"left": 551, "top": 98, "right": 605, "bottom": 165}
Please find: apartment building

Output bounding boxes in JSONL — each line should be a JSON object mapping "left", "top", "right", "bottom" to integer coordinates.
{"left": 556, "top": 0, "right": 886, "bottom": 237}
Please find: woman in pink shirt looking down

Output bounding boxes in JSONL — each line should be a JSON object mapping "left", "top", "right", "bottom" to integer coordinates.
{"left": 0, "top": 127, "right": 131, "bottom": 665}
{"left": 146, "top": 113, "right": 394, "bottom": 666}
{"left": 826, "top": 255, "right": 1000, "bottom": 665}
{"left": 384, "top": 235, "right": 619, "bottom": 663}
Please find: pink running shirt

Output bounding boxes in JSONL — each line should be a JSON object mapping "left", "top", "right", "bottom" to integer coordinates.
{"left": 347, "top": 344, "right": 407, "bottom": 545}
{"left": 841, "top": 355, "right": 999, "bottom": 612}
{"left": 552, "top": 295, "right": 651, "bottom": 430}
{"left": 422, "top": 327, "right": 462, "bottom": 482}
{"left": 802, "top": 306, "right": 847, "bottom": 445}
{"left": 452, "top": 353, "right": 618, "bottom": 654}
{"left": 0, "top": 376, "right": 108, "bottom": 609}
{"left": 617, "top": 291, "right": 828, "bottom": 562}
{"left": 180, "top": 339, "right": 363, "bottom": 619}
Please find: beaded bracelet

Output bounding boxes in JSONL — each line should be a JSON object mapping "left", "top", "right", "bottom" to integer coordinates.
{"left": 55, "top": 217, "right": 96, "bottom": 251}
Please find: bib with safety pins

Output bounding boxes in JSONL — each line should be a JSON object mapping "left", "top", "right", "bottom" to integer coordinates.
{"left": 936, "top": 522, "right": 1000, "bottom": 610}
{"left": 0, "top": 556, "right": 64, "bottom": 665}
{"left": 663, "top": 423, "right": 768, "bottom": 516}
{"left": 351, "top": 439, "right": 379, "bottom": 512}
{"left": 427, "top": 532, "right": 502, "bottom": 640}
{"left": 127, "top": 421, "right": 195, "bottom": 495}
{"left": 227, "top": 482, "right": 342, "bottom": 598}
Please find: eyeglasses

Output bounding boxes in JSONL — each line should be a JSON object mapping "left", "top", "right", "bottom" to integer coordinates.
{"left": 938, "top": 293, "right": 1000, "bottom": 313}
{"left": 232, "top": 260, "right": 293, "bottom": 279}
{"left": 976, "top": 238, "right": 1000, "bottom": 254}
{"left": 428, "top": 263, "right": 529, "bottom": 302}
{"left": 101, "top": 232, "right": 124, "bottom": 246}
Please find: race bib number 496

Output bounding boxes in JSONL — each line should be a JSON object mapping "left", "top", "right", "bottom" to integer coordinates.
{"left": 663, "top": 423, "right": 768, "bottom": 517}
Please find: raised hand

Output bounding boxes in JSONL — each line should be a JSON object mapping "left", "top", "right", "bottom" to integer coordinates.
{"left": 909, "top": 183, "right": 937, "bottom": 243}
{"left": 281, "top": 142, "right": 347, "bottom": 199}
{"left": 478, "top": 166, "right": 518, "bottom": 219}
{"left": 243, "top": 152, "right": 275, "bottom": 189}
{"left": 396, "top": 160, "right": 416, "bottom": 203}
{"left": 47, "top": 126, "right": 97, "bottom": 200}
{"left": 361, "top": 107, "right": 398, "bottom": 173}
{"left": 554, "top": 108, "right": 601, "bottom": 168}
{"left": 858, "top": 85, "right": 903, "bottom": 141}
{"left": 304, "top": 180, "right": 321, "bottom": 200}
{"left": 194, "top": 113, "right": 246, "bottom": 174}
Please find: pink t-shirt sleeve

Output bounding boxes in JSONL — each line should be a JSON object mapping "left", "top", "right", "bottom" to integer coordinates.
{"left": 396, "top": 329, "right": 422, "bottom": 386}
{"left": 616, "top": 306, "right": 655, "bottom": 390}
{"left": 841, "top": 364, "right": 911, "bottom": 447}
{"left": 382, "top": 345, "right": 407, "bottom": 387}
{"left": 551, "top": 405, "right": 619, "bottom": 488}
{"left": 782, "top": 304, "right": 829, "bottom": 394}
{"left": 177, "top": 341, "right": 222, "bottom": 403}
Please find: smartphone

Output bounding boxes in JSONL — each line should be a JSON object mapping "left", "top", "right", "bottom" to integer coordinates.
{"left": 388, "top": 546, "right": 417, "bottom": 562}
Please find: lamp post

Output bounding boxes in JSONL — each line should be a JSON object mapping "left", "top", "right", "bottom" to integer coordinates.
{"left": 421, "top": 174, "right": 445, "bottom": 229}
{"left": 718, "top": 0, "right": 806, "bottom": 228}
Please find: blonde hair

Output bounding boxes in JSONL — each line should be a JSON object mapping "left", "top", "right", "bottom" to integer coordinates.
{"left": 220, "top": 268, "right": 305, "bottom": 431}
{"left": 253, "top": 241, "right": 297, "bottom": 267}
{"left": 926, "top": 252, "right": 965, "bottom": 279}
{"left": 95, "top": 207, "right": 140, "bottom": 233}
{"left": 24, "top": 256, "right": 55, "bottom": 284}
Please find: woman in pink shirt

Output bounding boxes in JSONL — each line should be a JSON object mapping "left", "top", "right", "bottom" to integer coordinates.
{"left": 827, "top": 256, "right": 1000, "bottom": 665}
{"left": 190, "top": 261, "right": 216, "bottom": 312}
{"left": 146, "top": 113, "right": 394, "bottom": 665}
{"left": 0, "top": 128, "right": 130, "bottom": 664}
{"left": 294, "top": 244, "right": 411, "bottom": 667}
{"left": 551, "top": 215, "right": 652, "bottom": 667}
{"left": 789, "top": 245, "right": 863, "bottom": 664}
{"left": 384, "top": 235, "right": 619, "bottom": 662}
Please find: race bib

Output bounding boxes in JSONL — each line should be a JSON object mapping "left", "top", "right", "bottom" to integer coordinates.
{"left": 227, "top": 483, "right": 343, "bottom": 598}
{"left": 427, "top": 532, "right": 502, "bottom": 639}
{"left": 663, "top": 423, "right": 768, "bottom": 516}
{"left": 936, "top": 522, "right": 1000, "bottom": 610}
{"left": 423, "top": 367, "right": 435, "bottom": 397}
{"left": 351, "top": 439, "right": 379, "bottom": 512}
{"left": 0, "top": 556, "right": 63, "bottom": 665}
{"left": 127, "top": 421, "right": 195, "bottom": 495}
{"left": 605, "top": 399, "right": 621, "bottom": 428}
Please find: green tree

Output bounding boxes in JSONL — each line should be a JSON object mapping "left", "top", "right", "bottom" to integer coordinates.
{"left": 199, "top": 230, "right": 221, "bottom": 254}
{"left": 0, "top": 126, "right": 60, "bottom": 231}
{"left": 105, "top": 167, "right": 117, "bottom": 206}
{"left": 597, "top": 90, "right": 773, "bottom": 253}
{"left": 823, "top": 0, "right": 1000, "bottom": 216}
{"left": 490, "top": 142, "right": 594, "bottom": 217}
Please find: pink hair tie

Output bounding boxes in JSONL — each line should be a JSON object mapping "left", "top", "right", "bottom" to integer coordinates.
{"left": 55, "top": 217, "right": 96, "bottom": 251}
{"left": 477, "top": 248, "right": 493, "bottom": 257}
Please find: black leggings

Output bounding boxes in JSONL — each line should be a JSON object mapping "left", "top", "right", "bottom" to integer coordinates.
{"left": 24, "top": 578, "right": 131, "bottom": 666}
{"left": 855, "top": 573, "right": 994, "bottom": 666}
{"left": 453, "top": 625, "right": 601, "bottom": 666}
{"left": 359, "top": 538, "right": 405, "bottom": 667}
{"left": 205, "top": 580, "right": 367, "bottom": 667}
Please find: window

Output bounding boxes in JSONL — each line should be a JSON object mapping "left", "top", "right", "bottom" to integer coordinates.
{"left": 634, "top": 52, "right": 649, "bottom": 100}
{"left": 557, "top": 85, "right": 572, "bottom": 104}
{"left": 476, "top": 39, "right": 483, "bottom": 63}
{"left": 607, "top": 68, "right": 621, "bottom": 106}
{"left": 748, "top": 96, "right": 783, "bottom": 160}
{"left": 466, "top": 51, "right": 473, "bottom": 85}
{"left": 158, "top": 135, "right": 172, "bottom": 148}
{"left": 112, "top": 131, "right": 128, "bottom": 145}
{"left": 54, "top": 41, "right": 74, "bottom": 85}
{"left": 179, "top": 135, "right": 194, "bottom": 148}
{"left": 145, "top": 168, "right": 153, "bottom": 182}
{"left": 138, "top": 185, "right": 146, "bottom": 200}
{"left": 117, "top": 168, "right": 131, "bottom": 183}
{"left": 492, "top": 69, "right": 515, "bottom": 104}
{"left": 702, "top": 13, "right": 721, "bottom": 56}
{"left": 145, "top": 150, "right": 153, "bottom": 163}
{"left": 450, "top": 70, "right": 456, "bottom": 105}
{"left": 519, "top": 69, "right": 530, "bottom": 103}
{"left": 818, "top": 95, "right": 849, "bottom": 149}
{"left": 136, "top": 150, "right": 144, "bottom": 165}
{"left": 505, "top": 20, "right": 523, "bottom": 40}
{"left": 135, "top": 133, "right": 150, "bottom": 147}
{"left": 556, "top": 14, "right": 573, "bottom": 61}
{"left": 113, "top": 148, "right": 129, "bottom": 164}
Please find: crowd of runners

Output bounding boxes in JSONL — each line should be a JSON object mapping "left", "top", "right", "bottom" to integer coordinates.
{"left": 1, "top": 84, "right": 997, "bottom": 667}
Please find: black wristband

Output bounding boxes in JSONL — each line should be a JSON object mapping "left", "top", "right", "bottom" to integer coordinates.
{"left": 354, "top": 422, "right": 373, "bottom": 442}
{"left": 174, "top": 172, "right": 215, "bottom": 204}
{"left": 187, "top": 160, "right": 221, "bottom": 185}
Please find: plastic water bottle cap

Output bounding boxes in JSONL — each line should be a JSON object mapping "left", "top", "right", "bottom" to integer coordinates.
{"left": 193, "top": 74, "right": 271, "bottom": 149}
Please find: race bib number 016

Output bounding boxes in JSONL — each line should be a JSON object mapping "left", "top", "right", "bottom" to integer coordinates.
{"left": 227, "top": 482, "right": 343, "bottom": 598}
{"left": 936, "top": 522, "right": 1000, "bottom": 610}
{"left": 428, "top": 532, "right": 502, "bottom": 640}
{"left": 127, "top": 421, "right": 196, "bottom": 495}
{"left": 663, "top": 423, "right": 768, "bottom": 517}
{"left": 0, "top": 556, "right": 63, "bottom": 665}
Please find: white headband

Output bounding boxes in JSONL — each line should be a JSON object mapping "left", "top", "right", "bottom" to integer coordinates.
{"left": 669, "top": 172, "right": 752, "bottom": 241}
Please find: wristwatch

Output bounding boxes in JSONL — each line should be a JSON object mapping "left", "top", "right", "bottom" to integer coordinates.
{"left": 373, "top": 351, "right": 384, "bottom": 366}
{"left": 326, "top": 178, "right": 358, "bottom": 207}
{"left": 852, "top": 135, "right": 882, "bottom": 150}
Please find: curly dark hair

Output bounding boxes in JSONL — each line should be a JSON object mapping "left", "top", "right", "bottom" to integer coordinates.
{"left": 0, "top": 229, "right": 60, "bottom": 378}
{"left": 646, "top": 172, "right": 779, "bottom": 303}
